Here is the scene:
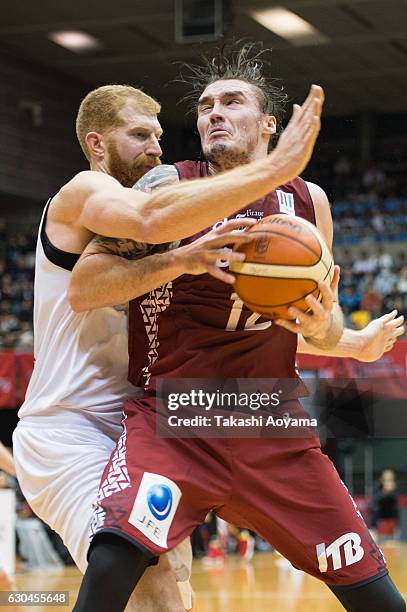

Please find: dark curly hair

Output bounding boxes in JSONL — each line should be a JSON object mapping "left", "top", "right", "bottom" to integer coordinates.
{"left": 176, "top": 41, "right": 288, "bottom": 141}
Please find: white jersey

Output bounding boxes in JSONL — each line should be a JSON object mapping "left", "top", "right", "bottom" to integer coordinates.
{"left": 18, "top": 199, "right": 135, "bottom": 428}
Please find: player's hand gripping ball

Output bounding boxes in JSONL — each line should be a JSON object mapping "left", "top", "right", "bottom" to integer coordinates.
{"left": 230, "top": 214, "right": 334, "bottom": 320}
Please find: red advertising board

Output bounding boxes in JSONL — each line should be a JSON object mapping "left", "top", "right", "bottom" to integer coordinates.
{"left": 0, "top": 341, "right": 406, "bottom": 408}
{"left": 0, "top": 352, "right": 17, "bottom": 408}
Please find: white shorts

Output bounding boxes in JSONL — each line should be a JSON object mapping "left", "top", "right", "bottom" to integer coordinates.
{"left": 13, "top": 418, "right": 192, "bottom": 581}
{"left": 13, "top": 418, "right": 119, "bottom": 573}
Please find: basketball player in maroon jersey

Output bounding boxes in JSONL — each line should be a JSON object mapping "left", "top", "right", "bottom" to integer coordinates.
{"left": 72, "top": 45, "right": 405, "bottom": 612}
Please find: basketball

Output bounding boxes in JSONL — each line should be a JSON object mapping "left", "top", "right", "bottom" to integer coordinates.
{"left": 230, "top": 214, "right": 334, "bottom": 320}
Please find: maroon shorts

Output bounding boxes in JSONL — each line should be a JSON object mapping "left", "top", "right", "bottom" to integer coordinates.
{"left": 91, "top": 397, "right": 387, "bottom": 588}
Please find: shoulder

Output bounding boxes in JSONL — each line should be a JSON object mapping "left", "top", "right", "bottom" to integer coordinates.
{"left": 133, "top": 164, "right": 179, "bottom": 193}
{"left": 50, "top": 171, "right": 122, "bottom": 223}
{"left": 305, "top": 181, "right": 330, "bottom": 205}
{"left": 59, "top": 171, "right": 121, "bottom": 199}
{"left": 305, "top": 181, "right": 333, "bottom": 248}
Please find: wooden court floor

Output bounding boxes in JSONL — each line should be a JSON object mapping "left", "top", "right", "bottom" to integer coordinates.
{"left": 2, "top": 543, "right": 406, "bottom": 612}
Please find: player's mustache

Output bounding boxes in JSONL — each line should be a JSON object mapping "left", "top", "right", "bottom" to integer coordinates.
{"left": 135, "top": 154, "right": 162, "bottom": 168}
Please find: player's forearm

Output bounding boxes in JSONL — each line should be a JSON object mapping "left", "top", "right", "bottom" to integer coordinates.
{"left": 297, "top": 328, "right": 366, "bottom": 358}
{"left": 81, "top": 161, "right": 275, "bottom": 244}
{"left": 302, "top": 303, "right": 344, "bottom": 350}
{"left": 0, "top": 443, "right": 16, "bottom": 477}
{"left": 69, "top": 251, "right": 184, "bottom": 312}
{"left": 141, "top": 160, "right": 280, "bottom": 243}
{"left": 79, "top": 190, "right": 153, "bottom": 242}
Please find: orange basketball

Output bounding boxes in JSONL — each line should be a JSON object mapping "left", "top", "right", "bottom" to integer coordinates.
{"left": 230, "top": 214, "right": 334, "bottom": 320}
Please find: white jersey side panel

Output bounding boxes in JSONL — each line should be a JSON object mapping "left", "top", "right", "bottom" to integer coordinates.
{"left": 18, "top": 201, "right": 134, "bottom": 423}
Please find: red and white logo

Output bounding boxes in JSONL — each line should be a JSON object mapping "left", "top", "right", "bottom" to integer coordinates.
{"left": 316, "top": 532, "right": 364, "bottom": 572}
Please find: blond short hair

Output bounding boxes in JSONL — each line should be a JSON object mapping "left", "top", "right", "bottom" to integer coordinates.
{"left": 76, "top": 85, "right": 161, "bottom": 160}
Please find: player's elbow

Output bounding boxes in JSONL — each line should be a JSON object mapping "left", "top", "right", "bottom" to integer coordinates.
{"left": 137, "top": 209, "right": 178, "bottom": 244}
{"left": 67, "top": 283, "right": 89, "bottom": 313}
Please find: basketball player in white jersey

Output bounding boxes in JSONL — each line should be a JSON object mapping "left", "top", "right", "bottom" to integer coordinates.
{"left": 12, "top": 82, "right": 331, "bottom": 611}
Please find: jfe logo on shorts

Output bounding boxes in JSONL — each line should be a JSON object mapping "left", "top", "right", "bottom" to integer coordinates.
{"left": 316, "top": 532, "right": 365, "bottom": 572}
{"left": 147, "top": 484, "right": 173, "bottom": 520}
{"left": 128, "top": 472, "right": 181, "bottom": 548}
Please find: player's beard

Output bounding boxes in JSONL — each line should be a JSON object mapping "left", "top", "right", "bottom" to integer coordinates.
{"left": 107, "top": 142, "right": 161, "bottom": 187}
{"left": 203, "top": 133, "right": 260, "bottom": 171}
{"left": 204, "top": 143, "right": 251, "bottom": 170}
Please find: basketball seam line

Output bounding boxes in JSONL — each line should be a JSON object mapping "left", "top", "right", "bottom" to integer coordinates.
{"left": 237, "top": 264, "right": 332, "bottom": 309}
{"left": 241, "top": 228, "right": 322, "bottom": 266}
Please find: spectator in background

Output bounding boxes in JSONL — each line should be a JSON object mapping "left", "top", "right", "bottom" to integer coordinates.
{"left": 397, "top": 267, "right": 407, "bottom": 295}
{"left": 374, "top": 246, "right": 393, "bottom": 270}
{"left": 371, "top": 209, "right": 386, "bottom": 233}
{"left": 340, "top": 286, "right": 362, "bottom": 312}
{"left": 362, "top": 162, "right": 386, "bottom": 192}
{"left": 371, "top": 469, "right": 399, "bottom": 540}
{"left": 384, "top": 295, "right": 407, "bottom": 320}
{"left": 353, "top": 250, "right": 376, "bottom": 277}
{"left": 335, "top": 248, "right": 353, "bottom": 270}
{"left": 360, "top": 276, "right": 383, "bottom": 318}
{"left": 334, "top": 155, "right": 352, "bottom": 179}
{"left": 1, "top": 221, "right": 35, "bottom": 349}
{"left": 340, "top": 267, "right": 355, "bottom": 290}
{"left": 395, "top": 252, "right": 406, "bottom": 272}
{"left": 374, "top": 267, "right": 398, "bottom": 296}
{"left": 394, "top": 295, "right": 406, "bottom": 318}
{"left": 0, "top": 313, "right": 20, "bottom": 334}
{"left": 333, "top": 156, "right": 352, "bottom": 196}
{"left": 15, "top": 322, "right": 34, "bottom": 349}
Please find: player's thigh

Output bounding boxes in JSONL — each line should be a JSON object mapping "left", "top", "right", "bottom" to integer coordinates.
{"left": 13, "top": 424, "right": 116, "bottom": 573}
{"left": 92, "top": 402, "right": 228, "bottom": 559}
{"left": 228, "top": 440, "right": 387, "bottom": 588}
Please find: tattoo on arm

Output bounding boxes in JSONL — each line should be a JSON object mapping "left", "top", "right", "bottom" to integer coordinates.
{"left": 84, "top": 167, "right": 181, "bottom": 259}
{"left": 133, "top": 164, "right": 180, "bottom": 193}
{"left": 86, "top": 236, "right": 153, "bottom": 260}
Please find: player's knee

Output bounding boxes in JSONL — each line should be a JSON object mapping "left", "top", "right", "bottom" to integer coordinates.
{"left": 87, "top": 532, "right": 151, "bottom": 583}
{"left": 73, "top": 533, "right": 152, "bottom": 612}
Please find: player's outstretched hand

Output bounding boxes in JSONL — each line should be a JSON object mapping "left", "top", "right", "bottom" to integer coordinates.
{"left": 356, "top": 310, "right": 405, "bottom": 362}
{"left": 275, "top": 265, "right": 340, "bottom": 339}
{"left": 175, "top": 218, "right": 256, "bottom": 284}
{"left": 269, "top": 84, "right": 324, "bottom": 187}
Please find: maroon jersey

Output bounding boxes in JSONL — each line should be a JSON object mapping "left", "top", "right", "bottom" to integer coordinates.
{"left": 128, "top": 161, "right": 316, "bottom": 392}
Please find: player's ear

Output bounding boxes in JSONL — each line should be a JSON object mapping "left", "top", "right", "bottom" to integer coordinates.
{"left": 85, "top": 131, "right": 106, "bottom": 159}
{"left": 262, "top": 114, "right": 277, "bottom": 137}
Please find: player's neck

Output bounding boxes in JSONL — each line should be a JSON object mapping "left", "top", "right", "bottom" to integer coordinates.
{"left": 90, "top": 159, "right": 110, "bottom": 174}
